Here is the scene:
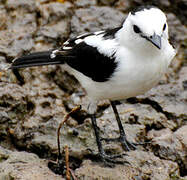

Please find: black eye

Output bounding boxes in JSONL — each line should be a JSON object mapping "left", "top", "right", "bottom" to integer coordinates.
{"left": 163, "top": 23, "right": 166, "bottom": 31}
{"left": 133, "top": 25, "right": 141, "bottom": 33}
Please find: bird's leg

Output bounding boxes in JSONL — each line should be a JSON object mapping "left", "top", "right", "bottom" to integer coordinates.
{"left": 90, "top": 114, "right": 104, "bottom": 155}
{"left": 101, "top": 101, "right": 137, "bottom": 151}
{"left": 90, "top": 114, "right": 127, "bottom": 166}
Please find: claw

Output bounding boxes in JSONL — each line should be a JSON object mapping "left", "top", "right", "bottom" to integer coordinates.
{"left": 101, "top": 136, "right": 138, "bottom": 151}
{"left": 97, "top": 152, "right": 129, "bottom": 167}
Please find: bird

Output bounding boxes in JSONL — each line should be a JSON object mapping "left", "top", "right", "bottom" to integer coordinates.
{"left": 10, "top": 5, "right": 176, "bottom": 165}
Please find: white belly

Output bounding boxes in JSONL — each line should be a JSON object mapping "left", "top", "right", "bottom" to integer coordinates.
{"left": 64, "top": 55, "right": 167, "bottom": 101}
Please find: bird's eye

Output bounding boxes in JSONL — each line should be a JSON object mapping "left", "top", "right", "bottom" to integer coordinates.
{"left": 163, "top": 23, "right": 166, "bottom": 31}
{"left": 133, "top": 25, "right": 141, "bottom": 33}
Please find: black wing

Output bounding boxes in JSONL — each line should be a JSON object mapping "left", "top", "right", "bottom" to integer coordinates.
{"left": 61, "top": 27, "right": 122, "bottom": 82}
{"left": 65, "top": 42, "right": 118, "bottom": 82}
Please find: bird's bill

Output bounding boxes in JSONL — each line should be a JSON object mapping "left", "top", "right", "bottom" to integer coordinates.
{"left": 146, "top": 33, "right": 162, "bottom": 49}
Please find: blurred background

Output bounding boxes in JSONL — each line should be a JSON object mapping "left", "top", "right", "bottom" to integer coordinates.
{"left": 0, "top": 0, "right": 186, "bottom": 179}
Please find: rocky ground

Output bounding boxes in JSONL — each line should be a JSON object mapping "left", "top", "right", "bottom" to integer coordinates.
{"left": 0, "top": 0, "right": 186, "bottom": 179}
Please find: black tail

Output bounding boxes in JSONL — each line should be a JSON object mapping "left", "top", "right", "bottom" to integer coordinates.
{"left": 10, "top": 51, "right": 64, "bottom": 69}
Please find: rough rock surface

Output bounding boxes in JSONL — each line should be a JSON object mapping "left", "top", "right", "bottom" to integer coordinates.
{"left": 148, "top": 125, "right": 187, "bottom": 177}
{"left": 75, "top": 151, "right": 181, "bottom": 180}
{"left": 0, "top": 0, "right": 186, "bottom": 179}
{"left": 70, "top": 6, "right": 125, "bottom": 37}
{"left": 0, "top": 146, "right": 63, "bottom": 180}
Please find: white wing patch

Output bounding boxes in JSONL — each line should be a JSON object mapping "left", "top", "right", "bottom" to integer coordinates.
{"left": 62, "top": 46, "right": 73, "bottom": 50}
{"left": 76, "top": 32, "right": 91, "bottom": 38}
{"left": 62, "top": 40, "right": 72, "bottom": 50}
{"left": 84, "top": 34, "right": 118, "bottom": 57}
{"left": 94, "top": 31, "right": 105, "bottom": 35}
{"left": 63, "top": 41, "right": 69, "bottom": 45}
{"left": 75, "top": 39, "right": 84, "bottom": 44}
{"left": 61, "top": 30, "right": 117, "bottom": 56}
{"left": 50, "top": 50, "right": 59, "bottom": 59}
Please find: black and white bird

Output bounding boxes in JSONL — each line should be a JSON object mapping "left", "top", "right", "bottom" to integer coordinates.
{"left": 10, "top": 6, "right": 176, "bottom": 164}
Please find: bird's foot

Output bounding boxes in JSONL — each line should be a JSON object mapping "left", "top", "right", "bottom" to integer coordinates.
{"left": 87, "top": 148, "right": 129, "bottom": 167}
{"left": 101, "top": 136, "right": 148, "bottom": 151}
{"left": 97, "top": 152, "right": 129, "bottom": 167}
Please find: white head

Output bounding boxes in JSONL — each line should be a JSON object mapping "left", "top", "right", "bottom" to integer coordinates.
{"left": 117, "top": 6, "right": 169, "bottom": 53}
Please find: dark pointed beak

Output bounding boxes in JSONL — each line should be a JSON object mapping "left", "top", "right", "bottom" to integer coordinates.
{"left": 146, "top": 33, "right": 161, "bottom": 49}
